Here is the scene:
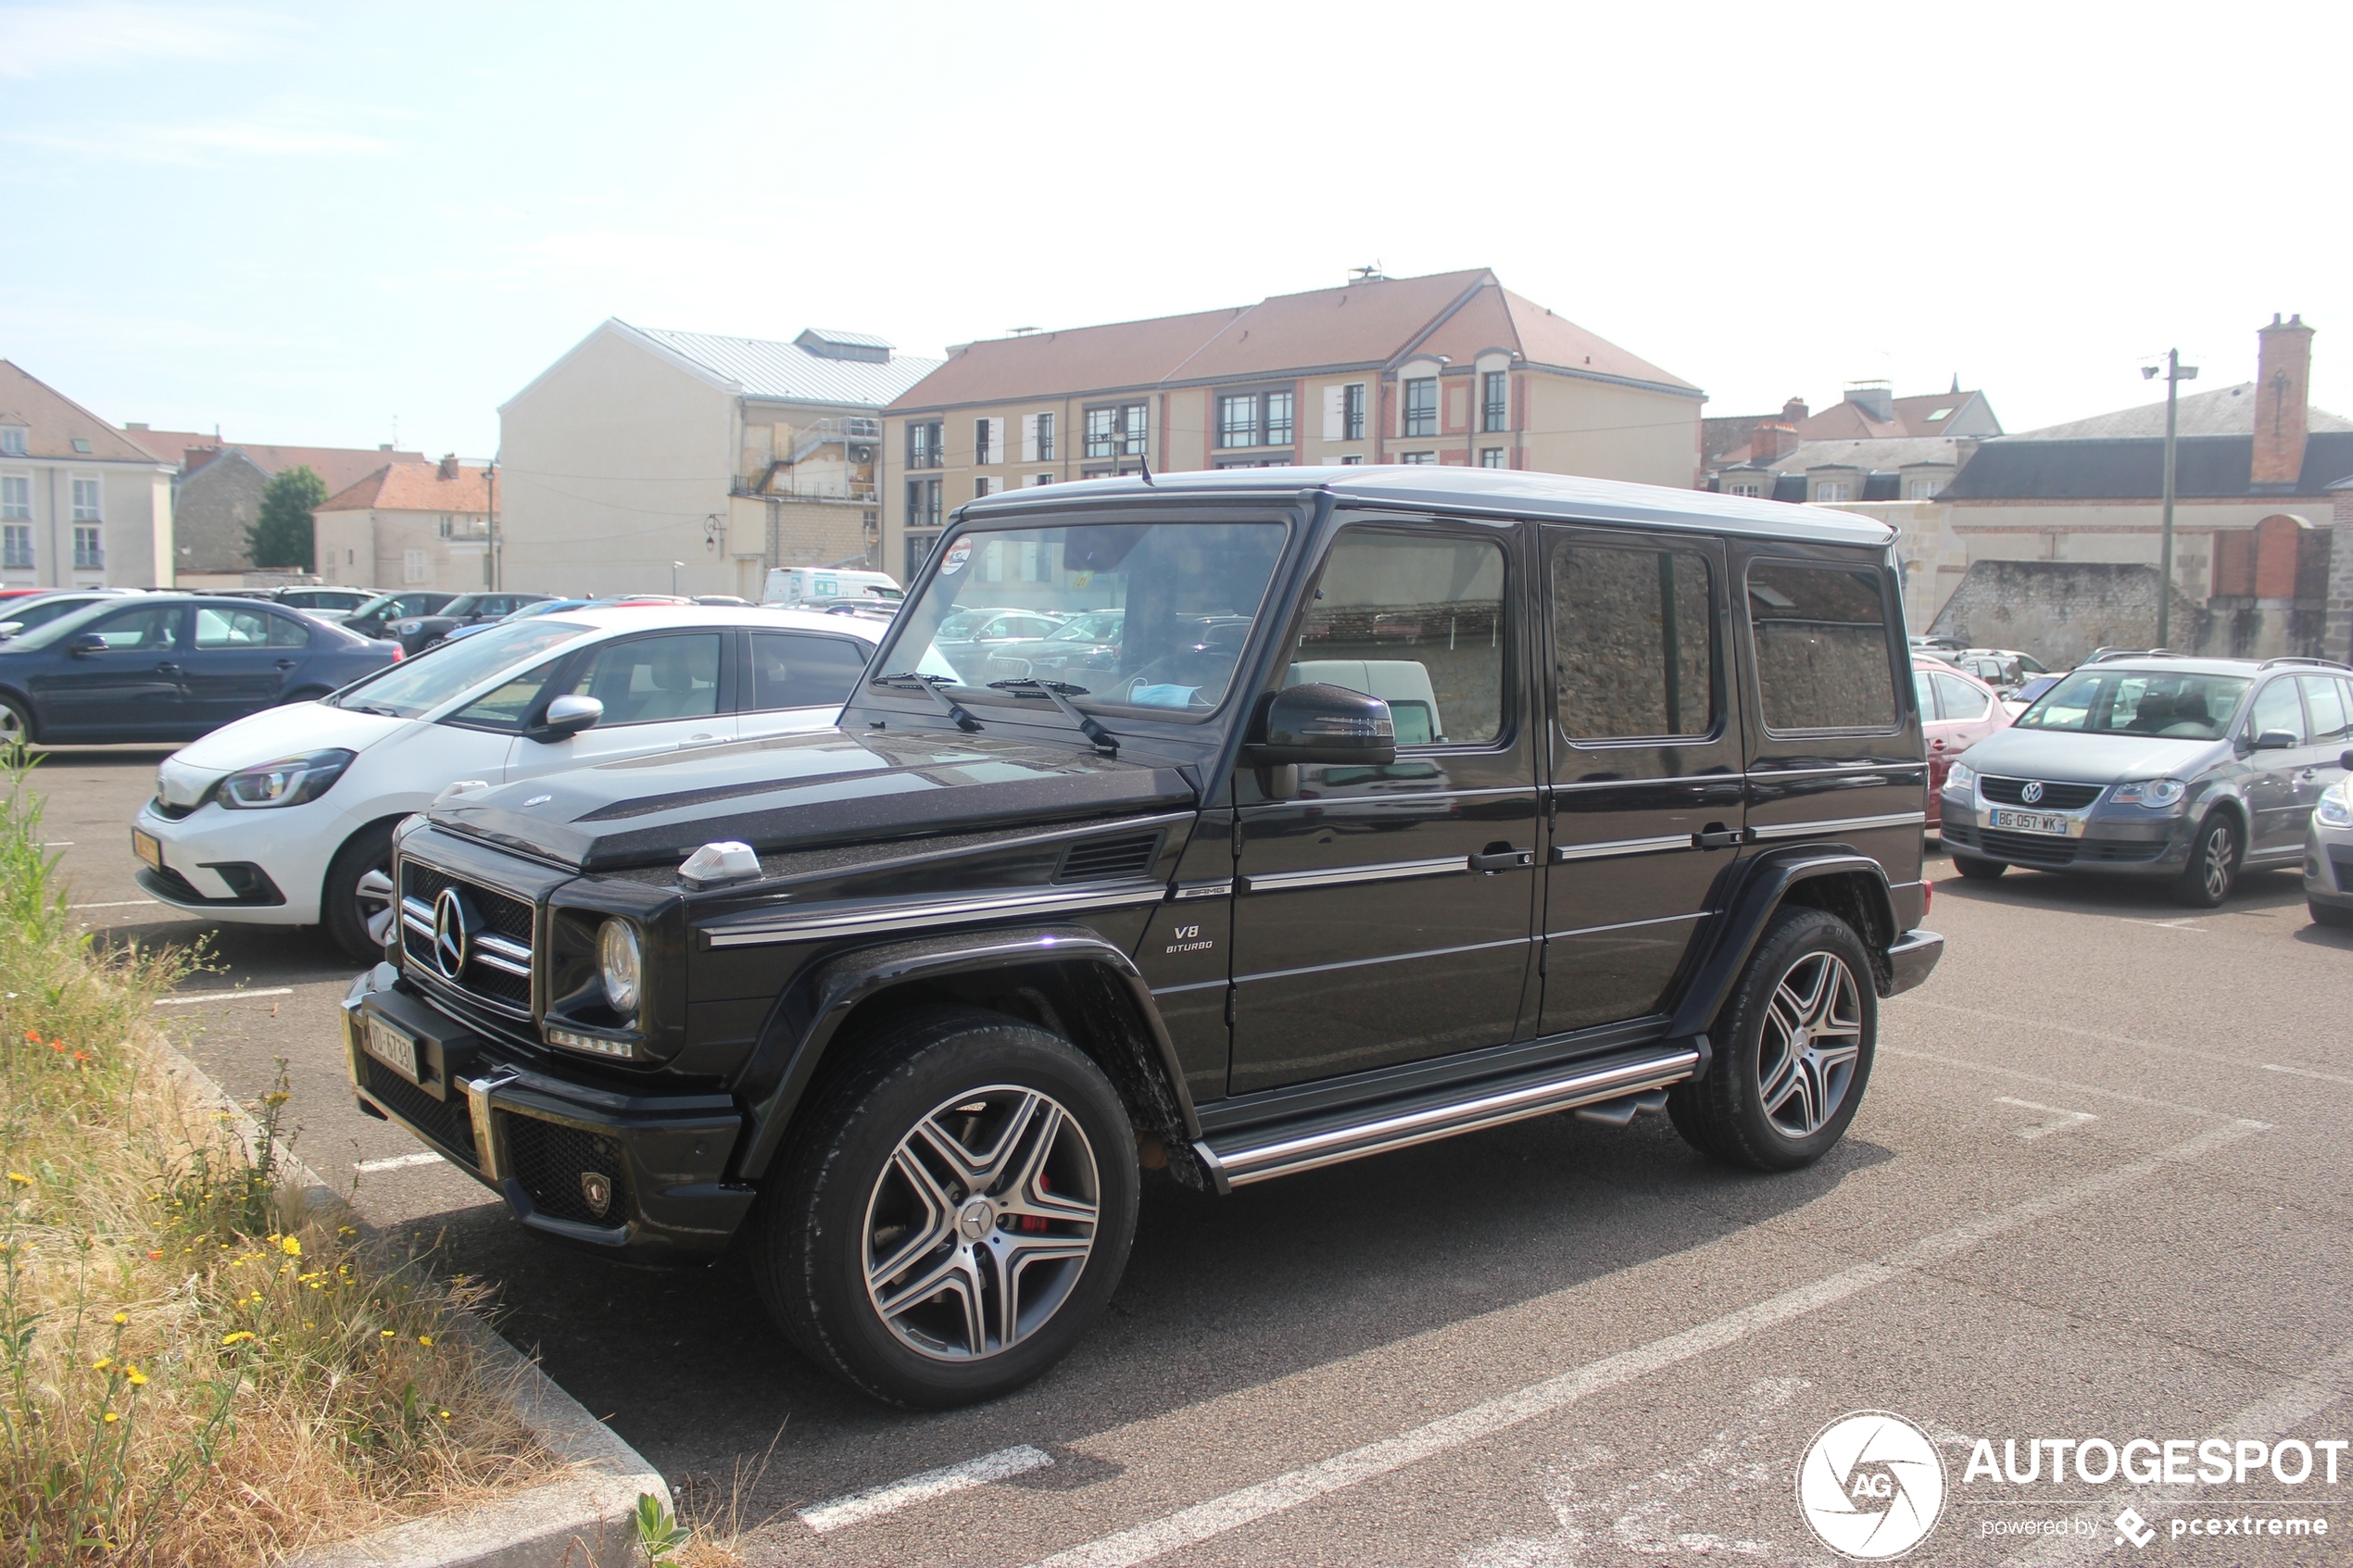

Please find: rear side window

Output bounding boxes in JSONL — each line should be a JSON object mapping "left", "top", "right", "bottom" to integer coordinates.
{"left": 195, "top": 606, "right": 272, "bottom": 649}
{"left": 748, "top": 632, "right": 870, "bottom": 710}
{"left": 2299, "top": 675, "right": 2352, "bottom": 744}
{"left": 1747, "top": 560, "right": 1898, "bottom": 733}
{"left": 1552, "top": 542, "right": 1714, "bottom": 742}
{"left": 1931, "top": 671, "right": 1988, "bottom": 721}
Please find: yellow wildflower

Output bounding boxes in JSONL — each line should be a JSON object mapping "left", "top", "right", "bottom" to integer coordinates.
{"left": 102, "top": 1412, "right": 118, "bottom": 1424}
{"left": 279, "top": 1236, "right": 301, "bottom": 1257}
{"left": 110, "top": 1311, "right": 126, "bottom": 1325}
{"left": 91, "top": 1357, "right": 111, "bottom": 1372}
{"left": 5, "top": 1173, "right": 28, "bottom": 1187}
{"left": 379, "top": 1329, "right": 395, "bottom": 1337}
{"left": 417, "top": 1335, "right": 433, "bottom": 1347}
{"left": 124, "top": 1368, "right": 146, "bottom": 1387}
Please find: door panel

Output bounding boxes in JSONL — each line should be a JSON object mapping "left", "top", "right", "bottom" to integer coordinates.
{"left": 26, "top": 603, "right": 189, "bottom": 736}
{"left": 2244, "top": 677, "right": 2308, "bottom": 855}
{"left": 2292, "top": 676, "right": 2353, "bottom": 843}
{"left": 185, "top": 604, "right": 298, "bottom": 726}
{"left": 1541, "top": 529, "right": 1743, "bottom": 1035}
{"left": 1228, "top": 521, "right": 1538, "bottom": 1096}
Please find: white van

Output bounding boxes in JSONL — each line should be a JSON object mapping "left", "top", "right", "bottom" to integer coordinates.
{"left": 761, "top": 567, "right": 901, "bottom": 608}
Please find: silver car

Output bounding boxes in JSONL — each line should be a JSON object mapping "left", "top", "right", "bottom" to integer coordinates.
{"left": 2304, "top": 754, "right": 2353, "bottom": 927}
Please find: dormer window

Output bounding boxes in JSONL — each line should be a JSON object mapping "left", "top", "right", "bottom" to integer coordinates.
{"left": 0, "top": 429, "right": 25, "bottom": 458}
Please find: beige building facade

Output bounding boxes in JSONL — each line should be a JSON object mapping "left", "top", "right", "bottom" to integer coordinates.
{"left": 313, "top": 458, "right": 496, "bottom": 594}
{"left": 497, "top": 321, "right": 941, "bottom": 601}
{"left": 0, "top": 361, "right": 176, "bottom": 590}
{"left": 880, "top": 270, "right": 1703, "bottom": 582}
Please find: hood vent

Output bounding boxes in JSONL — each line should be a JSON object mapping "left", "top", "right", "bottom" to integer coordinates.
{"left": 1054, "top": 830, "right": 1163, "bottom": 884}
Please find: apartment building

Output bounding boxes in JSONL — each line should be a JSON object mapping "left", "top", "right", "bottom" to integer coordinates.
{"left": 0, "top": 361, "right": 176, "bottom": 589}
{"left": 880, "top": 269, "right": 1703, "bottom": 580}
{"left": 312, "top": 456, "right": 495, "bottom": 593}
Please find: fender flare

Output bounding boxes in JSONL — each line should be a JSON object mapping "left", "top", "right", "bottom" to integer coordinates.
{"left": 732, "top": 922, "right": 1196, "bottom": 1185}
{"left": 1665, "top": 848, "right": 1898, "bottom": 1054}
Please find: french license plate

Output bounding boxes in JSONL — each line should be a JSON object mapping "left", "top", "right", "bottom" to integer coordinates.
{"left": 1989, "top": 808, "right": 2070, "bottom": 836}
{"left": 363, "top": 1014, "right": 420, "bottom": 1084}
{"left": 132, "top": 829, "right": 162, "bottom": 872}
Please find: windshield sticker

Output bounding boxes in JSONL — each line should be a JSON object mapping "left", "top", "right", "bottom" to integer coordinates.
{"left": 939, "top": 540, "right": 971, "bottom": 576}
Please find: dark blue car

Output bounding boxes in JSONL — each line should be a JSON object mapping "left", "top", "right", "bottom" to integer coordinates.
{"left": 0, "top": 596, "right": 398, "bottom": 746}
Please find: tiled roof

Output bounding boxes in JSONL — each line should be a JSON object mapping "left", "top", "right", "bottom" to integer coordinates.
{"left": 316, "top": 461, "right": 493, "bottom": 513}
{"left": 888, "top": 270, "right": 1699, "bottom": 411}
{"left": 1730, "top": 436, "right": 1971, "bottom": 474}
{"left": 2009, "top": 383, "right": 2353, "bottom": 440}
{"left": 0, "top": 362, "right": 174, "bottom": 463}
{"left": 1947, "top": 430, "right": 2353, "bottom": 500}
{"left": 621, "top": 322, "right": 942, "bottom": 407}
{"left": 126, "top": 429, "right": 423, "bottom": 494}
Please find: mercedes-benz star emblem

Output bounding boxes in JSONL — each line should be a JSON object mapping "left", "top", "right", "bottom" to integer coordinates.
{"left": 432, "top": 886, "right": 471, "bottom": 980}
{"left": 2021, "top": 781, "right": 2045, "bottom": 804}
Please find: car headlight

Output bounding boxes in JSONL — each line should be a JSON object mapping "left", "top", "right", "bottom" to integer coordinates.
{"left": 214, "top": 749, "right": 355, "bottom": 809}
{"left": 1944, "top": 761, "right": 1976, "bottom": 792}
{"left": 2319, "top": 783, "right": 2352, "bottom": 827}
{"left": 598, "top": 918, "right": 641, "bottom": 1018}
{"left": 2112, "top": 778, "right": 2187, "bottom": 808}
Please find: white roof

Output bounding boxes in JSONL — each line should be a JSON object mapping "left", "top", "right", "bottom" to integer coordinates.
{"left": 621, "top": 321, "right": 943, "bottom": 408}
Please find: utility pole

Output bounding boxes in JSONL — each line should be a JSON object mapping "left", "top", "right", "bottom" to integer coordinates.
{"left": 484, "top": 457, "right": 499, "bottom": 590}
{"left": 2142, "top": 349, "right": 2197, "bottom": 648}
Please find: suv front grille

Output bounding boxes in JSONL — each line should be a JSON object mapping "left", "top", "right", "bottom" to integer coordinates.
{"left": 1981, "top": 777, "right": 2104, "bottom": 810}
{"left": 361, "top": 1057, "right": 477, "bottom": 1167}
{"left": 502, "top": 1113, "right": 631, "bottom": 1228}
{"left": 399, "top": 860, "right": 535, "bottom": 1014}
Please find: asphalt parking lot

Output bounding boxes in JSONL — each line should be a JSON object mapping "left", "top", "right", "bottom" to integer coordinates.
{"left": 36, "top": 742, "right": 2353, "bottom": 1565}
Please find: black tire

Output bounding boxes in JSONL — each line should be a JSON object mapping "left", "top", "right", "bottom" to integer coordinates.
{"left": 1668, "top": 907, "right": 1877, "bottom": 1173}
{"left": 2172, "top": 812, "right": 2238, "bottom": 909}
{"left": 751, "top": 1009, "right": 1139, "bottom": 1408}
{"left": 1950, "top": 854, "right": 2007, "bottom": 881}
{"left": 2310, "top": 899, "right": 2353, "bottom": 930}
{"left": 0, "top": 694, "right": 31, "bottom": 749}
{"left": 321, "top": 819, "right": 398, "bottom": 963}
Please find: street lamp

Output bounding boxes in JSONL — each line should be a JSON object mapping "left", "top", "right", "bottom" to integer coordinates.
{"left": 670, "top": 559, "right": 686, "bottom": 596}
{"left": 2141, "top": 350, "right": 2198, "bottom": 648}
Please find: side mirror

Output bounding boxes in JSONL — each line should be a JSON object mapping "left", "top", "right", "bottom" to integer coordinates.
{"left": 1242, "top": 683, "right": 1399, "bottom": 768}
{"left": 2253, "top": 729, "right": 2298, "bottom": 752}
{"left": 529, "top": 693, "right": 603, "bottom": 743}
{"left": 2342, "top": 748, "right": 2353, "bottom": 771}
{"left": 0, "top": 622, "right": 21, "bottom": 639}
{"left": 67, "top": 633, "right": 107, "bottom": 658}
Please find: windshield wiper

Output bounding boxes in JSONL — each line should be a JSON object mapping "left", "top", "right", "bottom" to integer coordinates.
{"left": 870, "top": 672, "right": 982, "bottom": 733}
{"left": 988, "top": 678, "right": 1117, "bottom": 756}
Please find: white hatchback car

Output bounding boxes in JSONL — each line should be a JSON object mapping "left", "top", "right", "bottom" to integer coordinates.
{"left": 132, "top": 605, "right": 882, "bottom": 959}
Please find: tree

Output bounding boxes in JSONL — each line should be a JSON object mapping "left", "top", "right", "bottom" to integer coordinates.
{"left": 248, "top": 465, "right": 329, "bottom": 571}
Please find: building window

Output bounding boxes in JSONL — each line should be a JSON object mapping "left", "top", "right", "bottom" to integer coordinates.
{"left": 975, "top": 419, "right": 993, "bottom": 465}
{"left": 403, "top": 548, "right": 428, "bottom": 584}
{"left": 975, "top": 477, "right": 993, "bottom": 498}
{"left": 1726, "top": 483, "right": 1762, "bottom": 498}
{"left": 1400, "top": 451, "right": 1436, "bottom": 465}
{"left": 1023, "top": 412, "right": 1056, "bottom": 461}
{"left": 1343, "top": 383, "right": 1366, "bottom": 441}
{"left": 2, "top": 526, "right": 30, "bottom": 570}
{"left": 0, "top": 429, "right": 25, "bottom": 458}
{"left": 906, "top": 530, "right": 942, "bottom": 581}
{"left": 70, "top": 478, "right": 101, "bottom": 522}
{"left": 1813, "top": 481, "right": 1852, "bottom": 503}
{"left": 906, "top": 477, "right": 941, "bottom": 529}
{"left": 1265, "top": 390, "right": 1293, "bottom": 446}
{"left": 70, "top": 439, "right": 91, "bottom": 454}
{"left": 1905, "top": 478, "right": 1939, "bottom": 500}
{"left": 1482, "top": 371, "right": 1509, "bottom": 433}
{"left": 1403, "top": 377, "right": 1438, "bottom": 437}
{"left": 1217, "top": 394, "right": 1257, "bottom": 449}
{"left": 1340, "top": 454, "right": 1365, "bottom": 465}
{"left": 437, "top": 515, "right": 454, "bottom": 538}
{"left": 1031, "top": 473, "right": 1054, "bottom": 486}
{"left": 0, "top": 476, "right": 26, "bottom": 521}
{"left": 1037, "top": 412, "right": 1054, "bottom": 460}
{"left": 71, "top": 525, "right": 103, "bottom": 570}
{"left": 1478, "top": 447, "right": 1504, "bottom": 469}
{"left": 1085, "top": 402, "right": 1147, "bottom": 458}
{"left": 907, "top": 421, "right": 943, "bottom": 470}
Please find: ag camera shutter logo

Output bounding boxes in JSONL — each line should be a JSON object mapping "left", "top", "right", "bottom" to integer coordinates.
{"left": 1797, "top": 1410, "right": 1946, "bottom": 1560}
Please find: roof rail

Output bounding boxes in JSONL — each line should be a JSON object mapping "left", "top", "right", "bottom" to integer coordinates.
{"left": 2086, "top": 646, "right": 2186, "bottom": 663}
{"left": 2257, "top": 655, "right": 2353, "bottom": 671}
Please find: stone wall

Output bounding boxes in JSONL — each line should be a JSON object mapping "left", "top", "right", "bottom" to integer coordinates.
{"left": 1917, "top": 559, "right": 2336, "bottom": 664}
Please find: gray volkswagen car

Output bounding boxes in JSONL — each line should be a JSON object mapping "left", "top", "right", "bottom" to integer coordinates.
{"left": 1938, "top": 653, "right": 2353, "bottom": 905}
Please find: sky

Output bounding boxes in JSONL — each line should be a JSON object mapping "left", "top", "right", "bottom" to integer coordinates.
{"left": 3, "top": 1, "right": 2348, "bottom": 462}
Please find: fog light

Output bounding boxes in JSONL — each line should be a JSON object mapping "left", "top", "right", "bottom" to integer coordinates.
{"left": 544, "top": 1024, "right": 638, "bottom": 1060}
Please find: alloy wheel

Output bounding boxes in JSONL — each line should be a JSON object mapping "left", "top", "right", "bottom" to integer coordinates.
{"left": 862, "top": 1085, "right": 1100, "bottom": 1362}
{"left": 1756, "top": 952, "right": 1863, "bottom": 1139}
{"left": 357, "top": 867, "right": 396, "bottom": 946}
{"left": 2201, "top": 823, "right": 2234, "bottom": 902}
{"left": 0, "top": 705, "right": 23, "bottom": 747}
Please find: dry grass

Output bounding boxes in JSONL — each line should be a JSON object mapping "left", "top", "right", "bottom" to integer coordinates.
{"left": 0, "top": 749, "right": 556, "bottom": 1564}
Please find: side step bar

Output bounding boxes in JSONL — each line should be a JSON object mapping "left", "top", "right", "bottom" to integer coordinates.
{"left": 1193, "top": 1041, "right": 1703, "bottom": 1193}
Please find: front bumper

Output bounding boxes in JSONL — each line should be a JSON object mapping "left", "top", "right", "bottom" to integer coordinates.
{"left": 135, "top": 797, "right": 339, "bottom": 924}
{"left": 1939, "top": 794, "right": 2191, "bottom": 877}
{"left": 341, "top": 969, "right": 753, "bottom": 1261}
{"left": 2307, "top": 821, "right": 2353, "bottom": 905}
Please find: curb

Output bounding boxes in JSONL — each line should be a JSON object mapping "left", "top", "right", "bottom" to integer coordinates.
{"left": 154, "top": 1041, "right": 671, "bottom": 1567}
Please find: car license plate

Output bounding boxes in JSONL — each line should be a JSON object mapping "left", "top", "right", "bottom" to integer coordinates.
{"left": 1989, "top": 809, "right": 2070, "bottom": 836}
{"left": 363, "top": 1014, "right": 420, "bottom": 1084}
{"left": 132, "top": 829, "right": 162, "bottom": 872}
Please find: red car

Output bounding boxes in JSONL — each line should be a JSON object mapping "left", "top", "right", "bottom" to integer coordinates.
{"left": 1914, "top": 658, "right": 2009, "bottom": 830}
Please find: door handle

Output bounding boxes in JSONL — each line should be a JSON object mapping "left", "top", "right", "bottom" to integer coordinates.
{"left": 1468, "top": 847, "right": 1532, "bottom": 872}
{"left": 1694, "top": 827, "right": 1743, "bottom": 849}
{"left": 155, "top": 662, "right": 181, "bottom": 675}
{"left": 274, "top": 659, "right": 297, "bottom": 671}
{"left": 1930, "top": 737, "right": 1945, "bottom": 748}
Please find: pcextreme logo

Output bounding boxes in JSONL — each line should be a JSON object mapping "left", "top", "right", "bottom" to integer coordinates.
{"left": 1797, "top": 1411, "right": 1948, "bottom": 1561}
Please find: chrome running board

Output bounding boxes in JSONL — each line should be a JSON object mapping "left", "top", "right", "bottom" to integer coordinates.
{"left": 1193, "top": 1042, "right": 1702, "bottom": 1192}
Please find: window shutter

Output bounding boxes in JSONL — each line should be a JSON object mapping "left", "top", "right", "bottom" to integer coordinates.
{"left": 990, "top": 417, "right": 1005, "bottom": 464}
{"left": 1322, "top": 385, "right": 1344, "bottom": 441}
{"left": 1021, "top": 414, "right": 1038, "bottom": 464}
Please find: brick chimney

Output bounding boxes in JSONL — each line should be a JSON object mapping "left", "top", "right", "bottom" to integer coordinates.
{"left": 437, "top": 452, "right": 461, "bottom": 481}
{"left": 1781, "top": 396, "right": 1809, "bottom": 423}
{"left": 1751, "top": 421, "right": 1799, "bottom": 463}
{"left": 2252, "top": 313, "right": 2314, "bottom": 489}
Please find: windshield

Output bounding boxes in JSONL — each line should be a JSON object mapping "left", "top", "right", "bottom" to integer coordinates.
{"left": 347, "top": 594, "right": 400, "bottom": 620}
{"left": 434, "top": 595, "right": 484, "bottom": 617}
{"left": 878, "top": 521, "right": 1289, "bottom": 714}
{"left": 323, "top": 620, "right": 593, "bottom": 718}
{"left": 2016, "top": 668, "right": 2249, "bottom": 741}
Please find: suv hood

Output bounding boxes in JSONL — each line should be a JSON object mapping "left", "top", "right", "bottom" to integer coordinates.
{"left": 430, "top": 727, "right": 1199, "bottom": 872}
{"left": 1957, "top": 725, "right": 2227, "bottom": 783}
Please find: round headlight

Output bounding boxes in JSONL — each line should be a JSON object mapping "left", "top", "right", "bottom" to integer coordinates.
{"left": 598, "top": 919, "right": 641, "bottom": 1017}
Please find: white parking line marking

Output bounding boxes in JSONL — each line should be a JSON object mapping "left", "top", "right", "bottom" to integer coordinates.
{"left": 1026, "top": 1122, "right": 2264, "bottom": 1568}
{"left": 1887, "top": 995, "right": 2344, "bottom": 1083}
{"left": 151, "top": 986, "right": 296, "bottom": 1008}
{"left": 71, "top": 898, "right": 157, "bottom": 909}
{"left": 2262, "top": 1062, "right": 2353, "bottom": 1087}
{"left": 41, "top": 841, "right": 73, "bottom": 847}
{"left": 1994, "top": 1096, "right": 2099, "bottom": 1140}
{"left": 353, "top": 1152, "right": 446, "bottom": 1173}
{"left": 2121, "top": 917, "right": 2205, "bottom": 931}
{"left": 799, "top": 1444, "right": 1053, "bottom": 1534}
{"left": 1884, "top": 1047, "right": 2253, "bottom": 1123}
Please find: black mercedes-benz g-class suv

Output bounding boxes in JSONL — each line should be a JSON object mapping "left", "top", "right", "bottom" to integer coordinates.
{"left": 340, "top": 467, "right": 1942, "bottom": 1407}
